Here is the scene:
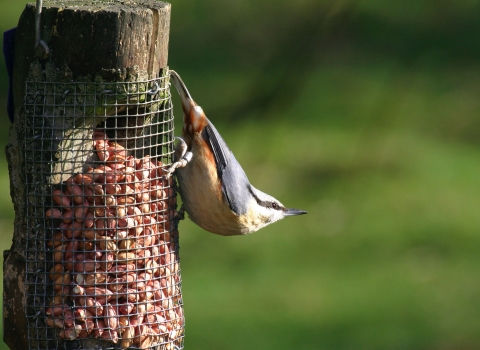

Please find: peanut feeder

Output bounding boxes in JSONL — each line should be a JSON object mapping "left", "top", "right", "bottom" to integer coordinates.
{"left": 22, "top": 73, "right": 184, "bottom": 350}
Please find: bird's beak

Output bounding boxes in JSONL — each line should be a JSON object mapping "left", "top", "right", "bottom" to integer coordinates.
{"left": 169, "top": 70, "right": 195, "bottom": 115}
{"left": 284, "top": 208, "right": 308, "bottom": 216}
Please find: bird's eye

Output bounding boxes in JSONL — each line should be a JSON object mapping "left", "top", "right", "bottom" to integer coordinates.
{"left": 271, "top": 202, "right": 278, "bottom": 209}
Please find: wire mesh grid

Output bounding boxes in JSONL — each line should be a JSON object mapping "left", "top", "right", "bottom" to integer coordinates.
{"left": 22, "top": 72, "right": 184, "bottom": 350}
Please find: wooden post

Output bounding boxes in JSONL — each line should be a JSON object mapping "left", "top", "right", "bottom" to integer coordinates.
{"left": 4, "top": 1, "right": 171, "bottom": 349}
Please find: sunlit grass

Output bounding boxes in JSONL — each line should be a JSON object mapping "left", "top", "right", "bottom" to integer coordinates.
{"left": 178, "top": 120, "right": 480, "bottom": 349}
{"left": 169, "top": 61, "right": 480, "bottom": 349}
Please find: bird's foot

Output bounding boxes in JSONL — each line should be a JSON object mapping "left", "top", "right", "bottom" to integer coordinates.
{"left": 163, "top": 137, "right": 192, "bottom": 179}
{"left": 164, "top": 152, "right": 192, "bottom": 178}
{"left": 174, "top": 204, "right": 186, "bottom": 221}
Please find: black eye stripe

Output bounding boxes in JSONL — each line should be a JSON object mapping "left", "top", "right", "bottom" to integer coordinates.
{"left": 261, "top": 200, "right": 282, "bottom": 210}
{"left": 248, "top": 186, "right": 284, "bottom": 211}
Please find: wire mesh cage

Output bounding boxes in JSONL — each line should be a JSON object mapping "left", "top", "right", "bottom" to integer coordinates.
{"left": 22, "top": 70, "right": 184, "bottom": 350}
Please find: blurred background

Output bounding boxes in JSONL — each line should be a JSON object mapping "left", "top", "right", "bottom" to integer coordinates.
{"left": 2, "top": 0, "right": 480, "bottom": 349}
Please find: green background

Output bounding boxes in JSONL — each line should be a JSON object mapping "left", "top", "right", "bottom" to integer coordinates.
{"left": 1, "top": 0, "right": 480, "bottom": 349}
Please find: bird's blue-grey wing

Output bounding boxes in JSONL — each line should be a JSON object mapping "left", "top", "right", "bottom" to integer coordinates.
{"left": 204, "top": 121, "right": 250, "bottom": 215}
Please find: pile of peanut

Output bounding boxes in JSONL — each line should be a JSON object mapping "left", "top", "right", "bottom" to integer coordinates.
{"left": 45, "top": 130, "right": 184, "bottom": 349}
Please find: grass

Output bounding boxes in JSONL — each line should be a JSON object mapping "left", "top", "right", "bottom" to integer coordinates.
{"left": 176, "top": 127, "right": 480, "bottom": 349}
{"left": 170, "top": 60, "right": 480, "bottom": 349}
{"left": 177, "top": 126, "right": 480, "bottom": 349}
{"left": 1, "top": 1, "right": 480, "bottom": 349}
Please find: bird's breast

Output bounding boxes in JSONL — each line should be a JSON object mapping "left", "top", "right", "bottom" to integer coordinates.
{"left": 175, "top": 136, "right": 248, "bottom": 235}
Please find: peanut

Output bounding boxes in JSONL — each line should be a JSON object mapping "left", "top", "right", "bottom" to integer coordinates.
{"left": 101, "top": 329, "right": 119, "bottom": 343}
{"left": 117, "top": 195, "right": 135, "bottom": 205}
{"left": 105, "top": 183, "right": 122, "bottom": 195}
{"left": 83, "top": 229, "right": 100, "bottom": 240}
{"left": 84, "top": 272, "right": 107, "bottom": 285}
{"left": 104, "top": 195, "right": 116, "bottom": 206}
{"left": 121, "top": 326, "right": 135, "bottom": 349}
{"left": 93, "top": 319, "right": 106, "bottom": 338}
{"left": 104, "top": 303, "right": 119, "bottom": 330}
{"left": 117, "top": 302, "right": 134, "bottom": 315}
{"left": 64, "top": 256, "right": 75, "bottom": 272}
{"left": 84, "top": 211, "right": 95, "bottom": 228}
{"left": 107, "top": 277, "right": 126, "bottom": 293}
{"left": 100, "top": 252, "right": 115, "bottom": 271}
{"left": 84, "top": 287, "right": 113, "bottom": 304}
{"left": 99, "top": 237, "right": 117, "bottom": 251}
{"left": 95, "top": 139, "right": 110, "bottom": 162}
{"left": 108, "top": 264, "right": 136, "bottom": 274}
{"left": 77, "top": 296, "right": 104, "bottom": 316}
{"left": 46, "top": 208, "right": 62, "bottom": 219}
{"left": 119, "top": 315, "right": 130, "bottom": 328}
{"left": 64, "top": 240, "right": 79, "bottom": 260}
{"left": 48, "top": 232, "right": 64, "bottom": 247}
{"left": 45, "top": 303, "right": 69, "bottom": 317}
{"left": 66, "top": 179, "right": 84, "bottom": 205}
{"left": 49, "top": 263, "right": 63, "bottom": 281}
{"left": 72, "top": 284, "right": 85, "bottom": 296}
{"left": 53, "top": 244, "right": 64, "bottom": 262}
{"left": 74, "top": 260, "right": 100, "bottom": 273}
{"left": 117, "top": 252, "right": 137, "bottom": 261}
{"left": 46, "top": 130, "right": 183, "bottom": 348}
{"left": 45, "top": 317, "right": 62, "bottom": 329}
{"left": 118, "top": 238, "right": 135, "bottom": 250}
{"left": 62, "top": 210, "right": 74, "bottom": 224}
{"left": 74, "top": 201, "right": 89, "bottom": 222}
{"left": 115, "top": 206, "right": 127, "bottom": 217}
{"left": 74, "top": 173, "right": 94, "bottom": 186}
{"left": 123, "top": 289, "right": 140, "bottom": 303}
{"left": 65, "top": 221, "right": 82, "bottom": 239}
{"left": 58, "top": 325, "right": 82, "bottom": 340}
{"left": 52, "top": 189, "right": 71, "bottom": 207}
{"left": 75, "top": 308, "right": 87, "bottom": 321}
{"left": 117, "top": 229, "right": 129, "bottom": 240}
{"left": 139, "top": 331, "right": 152, "bottom": 349}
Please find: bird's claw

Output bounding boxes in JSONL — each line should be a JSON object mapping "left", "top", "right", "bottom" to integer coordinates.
{"left": 163, "top": 151, "right": 192, "bottom": 178}
{"left": 163, "top": 137, "right": 192, "bottom": 179}
{"left": 175, "top": 204, "right": 186, "bottom": 221}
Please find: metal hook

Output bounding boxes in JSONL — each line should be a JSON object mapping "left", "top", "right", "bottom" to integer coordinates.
{"left": 35, "top": 0, "right": 50, "bottom": 59}
{"left": 147, "top": 81, "right": 160, "bottom": 95}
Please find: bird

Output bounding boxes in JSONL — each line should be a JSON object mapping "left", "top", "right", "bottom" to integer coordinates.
{"left": 166, "top": 70, "right": 307, "bottom": 236}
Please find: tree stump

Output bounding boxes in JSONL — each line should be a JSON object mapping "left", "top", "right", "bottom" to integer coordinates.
{"left": 4, "top": 1, "right": 172, "bottom": 349}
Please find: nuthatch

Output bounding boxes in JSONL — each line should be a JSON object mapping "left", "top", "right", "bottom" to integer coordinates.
{"left": 166, "top": 70, "right": 307, "bottom": 236}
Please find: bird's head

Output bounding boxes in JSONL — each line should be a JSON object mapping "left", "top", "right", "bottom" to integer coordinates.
{"left": 245, "top": 185, "right": 307, "bottom": 232}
